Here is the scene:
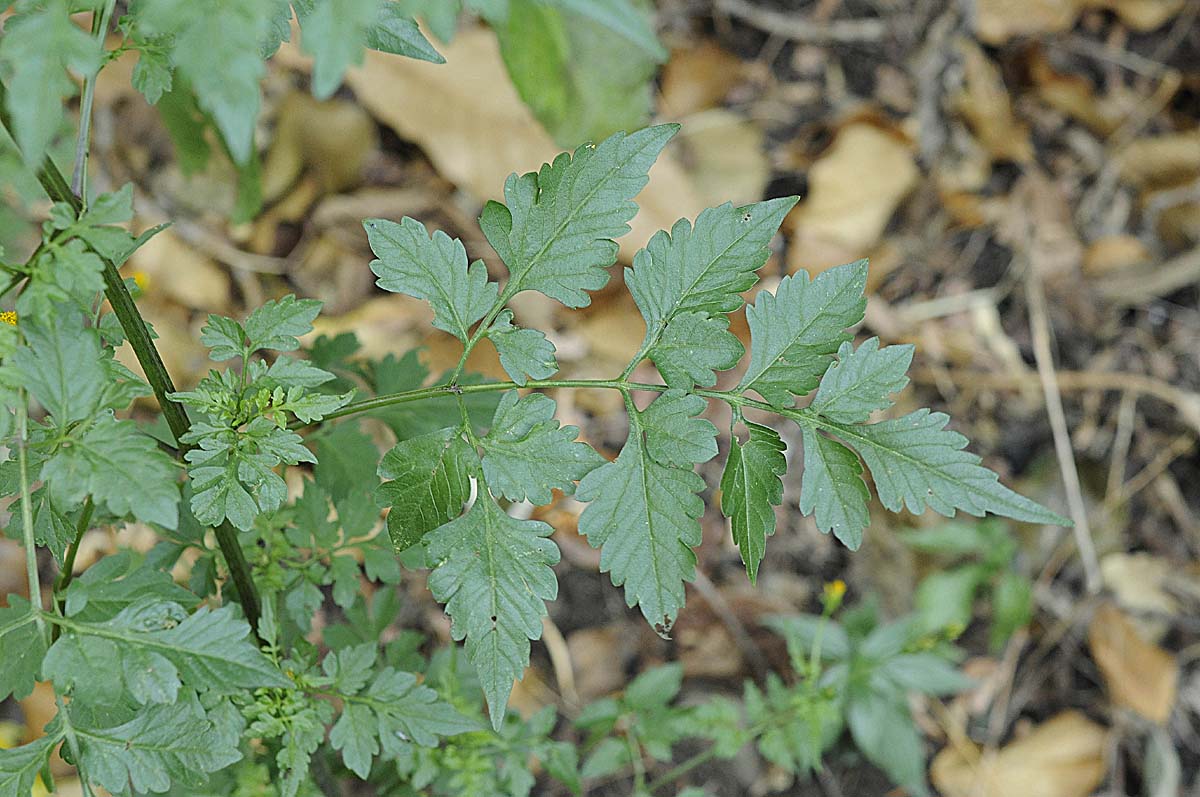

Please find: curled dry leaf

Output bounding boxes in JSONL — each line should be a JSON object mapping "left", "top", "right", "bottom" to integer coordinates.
{"left": 659, "top": 40, "right": 744, "bottom": 117}
{"left": 786, "top": 122, "right": 917, "bottom": 274}
{"left": 976, "top": 0, "right": 1183, "bottom": 43}
{"left": 954, "top": 38, "right": 1033, "bottom": 163}
{"left": 931, "top": 710, "right": 1108, "bottom": 797}
{"left": 676, "top": 109, "right": 771, "bottom": 207}
{"left": 1087, "top": 602, "right": 1178, "bottom": 724}
{"left": 1117, "top": 129, "right": 1200, "bottom": 187}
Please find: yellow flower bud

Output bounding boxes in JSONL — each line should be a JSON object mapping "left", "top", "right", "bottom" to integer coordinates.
{"left": 822, "top": 579, "right": 847, "bottom": 612}
{"left": 0, "top": 311, "right": 16, "bottom": 326}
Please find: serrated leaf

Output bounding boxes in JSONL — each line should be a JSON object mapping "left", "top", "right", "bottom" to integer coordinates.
{"left": 487, "top": 309, "right": 559, "bottom": 385}
{"left": 366, "top": 3, "right": 445, "bottom": 62}
{"left": 366, "top": 216, "right": 497, "bottom": 343}
{"left": 486, "top": 124, "right": 676, "bottom": 307}
{"left": 244, "top": 294, "right": 322, "bottom": 353}
{"left": 45, "top": 601, "right": 288, "bottom": 707}
{"left": 63, "top": 551, "right": 199, "bottom": 622}
{"left": 627, "top": 198, "right": 797, "bottom": 325}
{"left": 424, "top": 497, "right": 559, "bottom": 729}
{"left": 576, "top": 417, "right": 705, "bottom": 634}
{"left": 720, "top": 422, "right": 786, "bottom": 583}
{"left": 132, "top": 47, "right": 173, "bottom": 104}
{"left": 332, "top": 667, "right": 478, "bottom": 775}
{"left": 133, "top": 0, "right": 275, "bottom": 164}
{"left": 480, "top": 391, "right": 603, "bottom": 504}
{"left": 74, "top": 700, "right": 244, "bottom": 795}
{"left": 496, "top": 0, "right": 655, "bottom": 147}
{"left": 377, "top": 427, "right": 474, "bottom": 552}
{"left": 10, "top": 312, "right": 107, "bottom": 424}
{"left": 17, "top": 240, "right": 106, "bottom": 319}
{"left": 846, "top": 692, "right": 929, "bottom": 797}
{"left": 0, "top": 0, "right": 100, "bottom": 163}
{"left": 199, "top": 314, "right": 246, "bottom": 361}
{"left": 40, "top": 414, "right": 180, "bottom": 528}
{"left": 810, "top": 337, "right": 913, "bottom": 424}
{"left": 828, "top": 409, "right": 1070, "bottom": 525}
{"left": 0, "top": 735, "right": 58, "bottom": 796}
{"left": 645, "top": 312, "right": 743, "bottom": 390}
{"left": 298, "top": 0, "right": 382, "bottom": 99}
{"left": 738, "top": 260, "right": 868, "bottom": 406}
{"left": 640, "top": 391, "right": 718, "bottom": 467}
{"left": 0, "top": 597, "right": 45, "bottom": 702}
{"left": 798, "top": 427, "right": 870, "bottom": 550}
{"left": 550, "top": 0, "right": 666, "bottom": 60}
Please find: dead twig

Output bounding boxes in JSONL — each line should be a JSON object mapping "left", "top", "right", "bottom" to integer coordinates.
{"left": 713, "top": 0, "right": 886, "bottom": 43}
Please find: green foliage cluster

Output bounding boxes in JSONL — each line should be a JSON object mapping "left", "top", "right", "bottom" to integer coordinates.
{"left": 0, "top": 1, "right": 1067, "bottom": 794}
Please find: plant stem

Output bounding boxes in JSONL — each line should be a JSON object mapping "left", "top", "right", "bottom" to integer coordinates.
{"left": 645, "top": 745, "right": 721, "bottom": 794}
{"left": 15, "top": 391, "right": 46, "bottom": 639}
{"left": 53, "top": 497, "right": 95, "bottom": 641}
{"left": 0, "top": 77, "right": 261, "bottom": 635}
{"left": 71, "top": 0, "right": 117, "bottom": 197}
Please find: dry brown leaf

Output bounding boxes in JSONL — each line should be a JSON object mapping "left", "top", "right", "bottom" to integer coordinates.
{"left": 675, "top": 110, "right": 771, "bottom": 207}
{"left": 294, "top": 26, "right": 707, "bottom": 262}
{"left": 785, "top": 122, "right": 918, "bottom": 274}
{"left": 931, "top": 711, "right": 1108, "bottom": 797}
{"left": 1082, "top": 235, "right": 1152, "bottom": 277}
{"left": 1117, "top": 129, "right": 1200, "bottom": 187}
{"left": 975, "top": 0, "right": 1080, "bottom": 44}
{"left": 1087, "top": 0, "right": 1185, "bottom": 29}
{"left": 1029, "top": 48, "right": 1132, "bottom": 136}
{"left": 262, "top": 92, "right": 378, "bottom": 203}
{"left": 1088, "top": 602, "right": 1178, "bottom": 723}
{"left": 128, "top": 229, "right": 232, "bottom": 314}
{"left": 660, "top": 40, "right": 744, "bottom": 117}
{"left": 955, "top": 39, "right": 1033, "bottom": 163}
{"left": 976, "top": 0, "right": 1180, "bottom": 43}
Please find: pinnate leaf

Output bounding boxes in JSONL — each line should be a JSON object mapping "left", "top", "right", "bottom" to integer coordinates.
{"left": 798, "top": 427, "right": 870, "bottom": 550}
{"left": 0, "top": 735, "right": 57, "bottom": 796}
{"left": 738, "top": 261, "right": 867, "bottom": 406}
{"left": 720, "top": 422, "right": 786, "bottom": 582}
{"left": 640, "top": 391, "right": 718, "bottom": 468}
{"left": 480, "top": 391, "right": 603, "bottom": 504}
{"left": 829, "top": 409, "right": 1070, "bottom": 525}
{"left": 486, "top": 124, "right": 676, "bottom": 307}
{"left": 647, "top": 312, "right": 743, "bottom": 390}
{"left": 424, "top": 497, "right": 559, "bottom": 729}
{"left": 810, "top": 337, "right": 913, "bottom": 424}
{"left": 377, "top": 427, "right": 474, "bottom": 552}
{"left": 366, "top": 216, "right": 497, "bottom": 343}
{"left": 73, "top": 700, "right": 243, "bottom": 795}
{"left": 487, "top": 309, "right": 559, "bottom": 385}
{"left": 577, "top": 416, "right": 705, "bottom": 635}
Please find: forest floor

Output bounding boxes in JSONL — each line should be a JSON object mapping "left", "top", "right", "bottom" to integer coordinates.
{"left": 3, "top": 0, "right": 1200, "bottom": 795}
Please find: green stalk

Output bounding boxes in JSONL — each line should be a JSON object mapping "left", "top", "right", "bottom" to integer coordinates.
{"left": 15, "top": 391, "right": 47, "bottom": 640}
{"left": 71, "top": 0, "right": 118, "bottom": 197}
{"left": 0, "top": 78, "right": 261, "bottom": 634}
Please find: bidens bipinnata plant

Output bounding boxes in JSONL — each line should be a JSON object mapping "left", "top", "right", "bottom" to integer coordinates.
{"left": 0, "top": 2, "right": 1069, "bottom": 794}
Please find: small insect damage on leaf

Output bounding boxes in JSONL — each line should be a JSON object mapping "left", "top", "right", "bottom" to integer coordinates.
{"left": 653, "top": 615, "right": 674, "bottom": 639}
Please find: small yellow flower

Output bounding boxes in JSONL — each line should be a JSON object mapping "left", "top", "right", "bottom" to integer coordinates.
{"left": 0, "top": 311, "right": 16, "bottom": 326}
{"left": 131, "top": 270, "right": 150, "bottom": 291}
{"left": 822, "top": 579, "right": 847, "bottom": 613}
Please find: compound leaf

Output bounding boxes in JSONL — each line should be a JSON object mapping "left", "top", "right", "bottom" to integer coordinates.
{"left": 640, "top": 391, "right": 718, "bottom": 468}
{"left": 720, "top": 422, "right": 786, "bottom": 583}
{"left": 576, "top": 416, "right": 704, "bottom": 635}
{"left": 74, "top": 700, "right": 243, "bottom": 795}
{"left": 424, "top": 497, "right": 559, "bottom": 729}
{"left": 647, "top": 312, "right": 743, "bottom": 390}
{"left": 828, "top": 409, "right": 1070, "bottom": 526}
{"left": 40, "top": 414, "right": 180, "bottom": 529}
{"left": 487, "top": 309, "right": 559, "bottom": 385}
{"left": 0, "top": 735, "right": 58, "bottom": 796}
{"left": 365, "top": 216, "right": 497, "bottom": 343}
{"left": 487, "top": 124, "right": 676, "bottom": 307}
{"left": 376, "top": 427, "right": 474, "bottom": 552}
{"left": 243, "top": 294, "right": 323, "bottom": 353}
{"left": 810, "top": 337, "right": 913, "bottom": 424}
{"left": 738, "top": 261, "right": 868, "bottom": 407}
{"left": 0, "top": 597, "right": 45, "bottom": 702}
{"left": 798, "top": 427, "right": 870, "bottom": 550}
{"left": 480, "top": 391, "right": 603, "bottom": 504}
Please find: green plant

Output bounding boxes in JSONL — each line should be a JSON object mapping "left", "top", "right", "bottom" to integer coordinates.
{"left": 0, "top": 1, "right": 1069, "bottom": 794}
{"left": 755, "top": 593, "right": 974, "bottom": 797}
{"left": 904, "top": 519, "right": 1035, "bottom": 650}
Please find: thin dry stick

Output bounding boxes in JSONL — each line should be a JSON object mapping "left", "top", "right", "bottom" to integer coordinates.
{"left": 1024, "top": 271, "right": 1101, "bottom": 594}
{"left": 540, "top": 615, "right": 580, "bottom": 710}
{"left": 1105, "top": 391, "right": 1137, "bottom": 502}
{"left": 714, "top": 0, "right": 886, "bottom": 42}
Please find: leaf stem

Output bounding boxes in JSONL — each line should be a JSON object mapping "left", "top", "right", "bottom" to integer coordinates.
{"left": 52, "top": 497, "right": 95, "bottom": 641}
{"left": 70, "top": 0, "right": 117, "bottom": 198}
{"left": 15, "top": 389, "right": 46, "bottom": 639}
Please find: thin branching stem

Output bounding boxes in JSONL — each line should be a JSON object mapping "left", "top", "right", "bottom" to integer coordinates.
{"left": 71, "top": 0, "right": 118, "bottom": 198}
{"left": 15, "top": 390, "right": 46, "bottom": 639}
